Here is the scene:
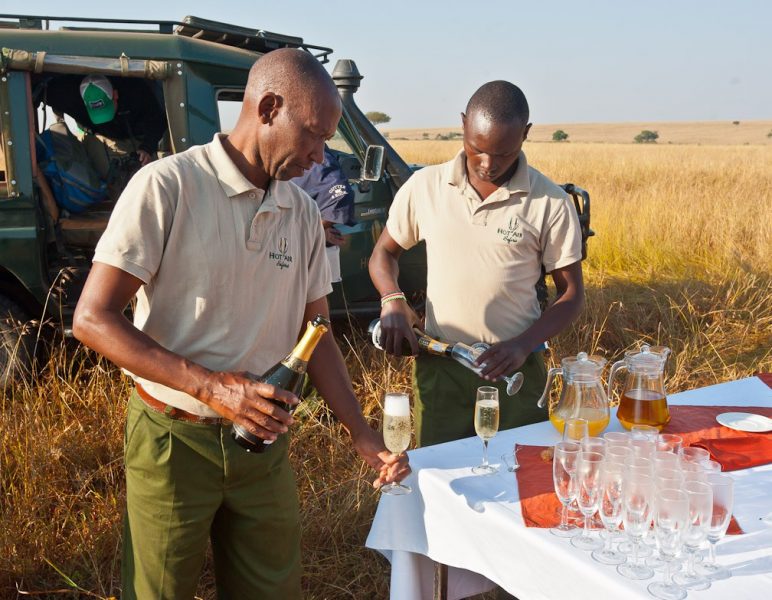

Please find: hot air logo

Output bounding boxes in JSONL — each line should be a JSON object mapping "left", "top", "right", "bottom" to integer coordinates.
{"left": 269, "top": 237, "right": 293, "bottom": 270}
{"left": 497, "top": 217, "right": 523, "bottom": 244}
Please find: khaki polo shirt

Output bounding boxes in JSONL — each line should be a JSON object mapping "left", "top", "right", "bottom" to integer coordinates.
{"left": 94, "top": 134, "right": 331, "bottom": 416}
{"left": 386, "top": 150, "right": 581, "bottom": 346}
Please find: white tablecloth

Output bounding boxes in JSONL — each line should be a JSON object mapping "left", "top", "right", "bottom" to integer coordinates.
{"left": 366, "top": 376, "right": 772, "bottom": 600}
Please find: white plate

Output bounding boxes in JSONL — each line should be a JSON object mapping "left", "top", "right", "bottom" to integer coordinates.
{"left": 716, "top": 412, "right": 772, "bottom": 433}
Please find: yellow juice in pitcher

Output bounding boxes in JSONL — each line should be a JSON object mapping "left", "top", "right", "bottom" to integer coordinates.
{"left": 550, "top": 409, "right": 610, "bottom": 437}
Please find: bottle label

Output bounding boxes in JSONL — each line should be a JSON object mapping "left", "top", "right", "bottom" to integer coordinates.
{"left": 418, "top": 337, "right": 450, "bottom": 356}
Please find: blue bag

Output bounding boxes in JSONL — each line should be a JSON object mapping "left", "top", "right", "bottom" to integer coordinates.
{"left": 36, "top": 122, "right": 107, "bottom": 214}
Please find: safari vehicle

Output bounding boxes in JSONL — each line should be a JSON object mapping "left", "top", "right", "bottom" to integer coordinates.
{"left": 0, "top": 14, "right": 592, "bottom": 382}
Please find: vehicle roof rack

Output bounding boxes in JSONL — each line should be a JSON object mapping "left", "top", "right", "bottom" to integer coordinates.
{"left": 0, "top": 14, "right": 333, "bottom": 62}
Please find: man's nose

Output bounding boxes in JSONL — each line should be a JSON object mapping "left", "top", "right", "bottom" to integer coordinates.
{"left": 310, "top": 143, "right": 325, "bottom": 165}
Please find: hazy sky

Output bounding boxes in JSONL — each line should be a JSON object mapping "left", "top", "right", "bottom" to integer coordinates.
{"left": 6, "top": 0, "right": 771, "bottom": 128}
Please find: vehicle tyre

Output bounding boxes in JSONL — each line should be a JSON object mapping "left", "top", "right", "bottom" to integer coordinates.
{"left": 0, "top": 295, "right": 35, "bottom": 387}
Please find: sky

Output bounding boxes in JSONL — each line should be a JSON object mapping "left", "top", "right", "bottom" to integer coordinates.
{"left": 4, "top": 0, "right": 771, "bottom": 128}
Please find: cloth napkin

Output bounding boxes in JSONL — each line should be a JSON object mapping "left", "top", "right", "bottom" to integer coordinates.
{"left": 690, "top": 436, "right": 772, "bottom": 471}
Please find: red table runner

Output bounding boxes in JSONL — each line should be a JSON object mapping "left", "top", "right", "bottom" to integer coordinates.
{"left": 516, "top": 375, "right": 772, "bottom": 533}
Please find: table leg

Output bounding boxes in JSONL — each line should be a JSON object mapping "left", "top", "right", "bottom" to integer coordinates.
{"left": 433, "top": 561, "right": 448, "bottom": 600}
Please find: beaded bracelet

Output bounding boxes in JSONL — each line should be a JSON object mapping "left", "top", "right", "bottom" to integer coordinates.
{"left": 380, "top": 291, "right": 407, "bottom": 307}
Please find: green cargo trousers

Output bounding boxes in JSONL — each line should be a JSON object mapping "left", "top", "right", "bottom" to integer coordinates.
{"left": 121, "top": 391, "right": 302, "bottom": 600}
{"left": 413, "top": 351, "right": 548, "bottom": 447}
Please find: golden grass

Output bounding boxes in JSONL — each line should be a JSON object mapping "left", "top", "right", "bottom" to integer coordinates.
{"left": 1, "top": 142, "right": 771, "bottom": 598}
{"left": 387, "top": 120, "right": 772, "bottom": 145}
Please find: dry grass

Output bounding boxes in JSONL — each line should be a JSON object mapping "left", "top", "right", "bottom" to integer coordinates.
{"left": 1, "top": 142, "right": 771, "bottom": 598}
{"left": 387, "top": 120, "right": 772, "bottom": 145}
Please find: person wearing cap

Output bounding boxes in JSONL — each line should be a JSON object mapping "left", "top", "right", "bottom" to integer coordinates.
{"left": 291, "top": 144, "right": 356, "bottom": 283}
{"left": 72, "top": 49, "right": 409, "bottom": 599}
{"left": 44, "top": 74, "right": 167, "bottom": 182}
{"left": 369, "top": 81, "right": 585, "bottom": 449}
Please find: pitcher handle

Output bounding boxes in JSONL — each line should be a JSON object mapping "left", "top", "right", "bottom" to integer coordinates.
{"left": 537, "top": 367, "right": 563, "bottom": 409}
{"left": 607, "top": 359, "right": 627, "bottom": 402}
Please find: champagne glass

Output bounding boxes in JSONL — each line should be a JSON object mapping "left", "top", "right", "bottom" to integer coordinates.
{"left": 697, "top": 474, "right": 734, "bottom": 581}
{"left": 551, "top": 441, "right": 581, "bottom": 537}
{"left": 562, "top": 417, "right": 589, "bottom": 441}
{"left": 632, "top": 424, "right": 660, "bottom": 443}
{"left": 571, "top": 451, "right": 605, "bottom": 550}
{"left": 617, "top": 473, "right": 655, "bottom": 580}
{"left": 679, "top": 446, "right": 710, "bottom": 466}
{"left": 603, "top": 431, "right": 630, "bottom": 448}
{"left": 463, "top": 343, "right": 524, "bottom": 396}
{"left": 472, "top": 386, "right": 499, "bottom": 474}
{"left": 653, "top": 451, "right": 680, "bottom": 471}
{"left": 648, "top": 488, "right": 689, "bottom": 600}
{"left": 606, "top": 445, "right": 632, "bottom": 465}
{"left": 672, "top": 480, "right": 712, "bottom": 590}
{"left": 380, "top": 392, "right": 412, "bottom": 495}
{"left": 592, "top": 459, "right": 626, "bottom": 564}
{"left": 580, "top": 436, "right": 607, "bottom": 456}
{"left": 657, "top": 433, "right": 683, "bottom": 454}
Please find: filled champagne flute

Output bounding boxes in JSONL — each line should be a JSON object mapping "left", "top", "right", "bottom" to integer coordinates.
{"left": 592, "top": 459, "right": 626, "bottom": 564}
{"left": 472, "top": 386, "right": 499, "bottom": 474}
{"left": 380, "top": 392, "right": 412, "bottom": 495}
{"left": 672, "top": 480, "right": 713, "bottom": 590}
{"left": 617, "top": 473, "right": 655, "bottom": 580}
{"left": 648, "top": 488, "right": 689, "bottom": 600}
{"left": 550, "top": 441, "right": 581, "bottom": 537}
{"left": 697, "top": 474, "right": 734, "bottom": 581}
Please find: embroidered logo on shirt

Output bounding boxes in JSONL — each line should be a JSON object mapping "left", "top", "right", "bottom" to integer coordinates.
{"left": 329, "top": 184, "right": 349, "bottom": 201}
{"left": 496, "top": 217, "right": 523, "bottom": 244}
{"left": 269, "top": 237, "right": 293, "bottom": 270}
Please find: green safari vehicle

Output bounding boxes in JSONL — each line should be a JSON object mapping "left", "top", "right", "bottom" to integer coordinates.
{"left": 0, "top": 14, "right": 592, "bottom": 383}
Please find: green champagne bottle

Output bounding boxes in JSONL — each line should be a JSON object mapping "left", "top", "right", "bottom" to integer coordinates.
{"left": 231, "top": 315, "right": 330, "bottom": 452}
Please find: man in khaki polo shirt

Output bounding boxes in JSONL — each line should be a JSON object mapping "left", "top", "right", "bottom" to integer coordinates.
{"left": 73, "top": 48, "right": 408, "bottom": 600}
{"left": 370, "top": 80, "right": 584, "bottom": 447}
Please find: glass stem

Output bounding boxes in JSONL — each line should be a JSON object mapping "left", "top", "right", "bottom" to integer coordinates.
{"left": 560, "top": 502, "right": 569, "bottom": 529}
{"left": 632, "top": 538, "right": 639, "bottom": 566}
{"left": 583, "top": 513, "right": 591, "bottom": 537}
{"left": 663, "top": 558, "right": 672, "bottom": 585}
{"left": 482, "top": 439, "right": 489, "bottom": 467}
{"left": 604, "top": 527, "right": 613, "bottom": 552}
{"left": 687, "top": 548, "right": 696, "bottom": 576}
{"left": 708, "top": 540, "right": 717, "bottom": 565}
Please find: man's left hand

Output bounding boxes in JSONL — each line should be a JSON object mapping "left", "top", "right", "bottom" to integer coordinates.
{"left": 476, "top": 339, "right": 531, "bottom": 381}
{"left": 351, "top": 426, "right": 411, "bottom": 488}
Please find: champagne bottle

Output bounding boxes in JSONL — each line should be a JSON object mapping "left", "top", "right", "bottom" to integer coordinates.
{"left": 231, "top": 314, "right": 330, "bottom": 452}
{"left": 368, "top": 318, "right": 451, "bottom": 357}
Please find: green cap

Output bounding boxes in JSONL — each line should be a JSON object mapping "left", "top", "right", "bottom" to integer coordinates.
{"left": 79, "top": 75, "right": 116, "bottom": 125}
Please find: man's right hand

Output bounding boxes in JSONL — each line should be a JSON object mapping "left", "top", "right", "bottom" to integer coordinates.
{"left": 378, "top": 300, "right": 421, "bottom": 356}
{"left": 202, "top": 371, "right": 299, "bottom": 442}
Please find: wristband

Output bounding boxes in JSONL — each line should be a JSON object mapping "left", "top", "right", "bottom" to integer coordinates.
{"left": 380, "top": 291, "right": 407, "bottom": 307}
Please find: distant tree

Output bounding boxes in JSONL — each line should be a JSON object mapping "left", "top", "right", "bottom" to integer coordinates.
{"left": 634, "top": 130, "right": 659, "bottom": 144}
{"left": 732, "top": 121, "right": 740, "bottom": 125}
{"left": 422, "top": 132, "right": 429, "bottom": 139}
{"left": 365, "top": 111, "right": 391, "bottom": 125}
{"left": 552, "top": 129, "right": 569, "bottom": 142}
{"left": 767, "top": 130, "right": 772, "bottom": 138}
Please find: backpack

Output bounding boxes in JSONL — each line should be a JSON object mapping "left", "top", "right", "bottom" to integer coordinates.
{"left": 36, "top": 121, "right": 107, "bottom": 214}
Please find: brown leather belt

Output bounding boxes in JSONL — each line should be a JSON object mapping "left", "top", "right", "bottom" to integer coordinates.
{"left": 136, "top": 383, "right": 222, "bottom": 425}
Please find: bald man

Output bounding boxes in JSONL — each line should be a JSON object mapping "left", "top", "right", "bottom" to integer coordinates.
{"left": 73, "top": 49, "right": 409, "bottom": 599}
{"left": 370, "top": 81, "right": 584, "bottom": 448}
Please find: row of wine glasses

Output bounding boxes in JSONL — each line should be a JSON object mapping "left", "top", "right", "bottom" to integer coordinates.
{"left": 551, "top": 420, "right": 735, "bottom": 599}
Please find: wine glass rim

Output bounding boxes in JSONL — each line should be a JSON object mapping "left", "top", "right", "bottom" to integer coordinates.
{"left": 555, "top": 440, "right": 580, "bottom": 452}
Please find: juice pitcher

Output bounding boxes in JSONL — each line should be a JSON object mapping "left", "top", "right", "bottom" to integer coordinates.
{"left": 608, "top": 344, "right": 671, "bottom": 431}
{"left": 537, "top": 352, "right": 610, "bottom": 437}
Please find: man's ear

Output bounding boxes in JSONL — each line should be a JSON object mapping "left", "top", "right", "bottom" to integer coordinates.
{"left": 461, "top": 112, "right": 467, "bottom": 131}
{"left": 257, "top": 92, "right": 283, "bottom": 124}
{"left": 523, "top": 122, "right": 532, "bottom": 141}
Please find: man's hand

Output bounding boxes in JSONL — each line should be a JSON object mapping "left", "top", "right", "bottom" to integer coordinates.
{"left": 324, "top": 225, "right": 345, "bottom": 247}
{"left": 378, "top": 300, "right": 422, "bottom": 356}
{"left": 137, "top": 149, "right": 153, "bottom": 166}
{"left": 202, "top": 371, "right": 299, "bottom": 443}
{"left": 351, "top": 426, "right": 412, "bottom": 488}
{"left": 476, "top": 339, "right": 531, "bottom": 381}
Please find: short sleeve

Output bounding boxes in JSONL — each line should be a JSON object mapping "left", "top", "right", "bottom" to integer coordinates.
{"left": 92, "top": 164, "right": 175, "bottom": 283}
{"left": 305, "top": 208, "right": 333, "bottom": 303}
{"left": 385, "top": 174, "right": 420, "bottom": 250}
{"left": 541, "top": 195, "right": 583, "bottom": 273}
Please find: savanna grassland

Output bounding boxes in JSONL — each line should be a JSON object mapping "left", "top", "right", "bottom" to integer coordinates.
{"left": 1, "top": 138, "right": 770, "bottom": 599}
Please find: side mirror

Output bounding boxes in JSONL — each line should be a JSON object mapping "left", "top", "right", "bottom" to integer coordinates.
{"left": 361, "top": 145, "right": 385, "bottom": 181}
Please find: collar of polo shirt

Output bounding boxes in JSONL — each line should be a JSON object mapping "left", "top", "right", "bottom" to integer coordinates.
{"left": 447, "top": 150, "right": 531, "bottom": 202}
{"left": 207, "top": 134, "right": 292, "bottom": 209}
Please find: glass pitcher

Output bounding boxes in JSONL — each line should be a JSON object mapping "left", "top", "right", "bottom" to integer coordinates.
{"left": 537, "top": 352, "right": 610, "bottom": 437}
{"left": 608, "top": 344, "right": 671, "bottom": 431}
